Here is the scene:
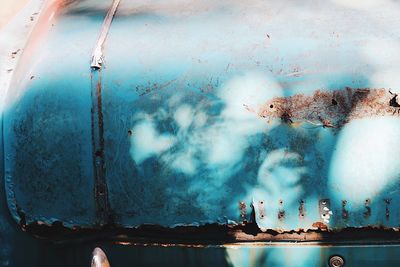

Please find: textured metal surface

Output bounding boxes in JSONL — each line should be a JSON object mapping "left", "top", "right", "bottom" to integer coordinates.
{"left": 4, "top": 0, "right": 400, "bottom": 237}
{"left": 4, "top": 0, "right": 103, "bottom": 227}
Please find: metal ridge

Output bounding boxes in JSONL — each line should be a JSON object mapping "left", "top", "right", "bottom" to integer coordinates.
{"left": 90, "top": 0, "right": 121, "bottom": 69}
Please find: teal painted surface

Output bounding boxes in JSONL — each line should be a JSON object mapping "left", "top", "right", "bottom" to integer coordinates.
{"left": 4, "top": 0, "right": 400, "bottom": 231}
{"left": 3, "top": 0, "right": 400, "bottom": 266}
{"left": 3, "top": 0, "right": 106, "bottom": 227}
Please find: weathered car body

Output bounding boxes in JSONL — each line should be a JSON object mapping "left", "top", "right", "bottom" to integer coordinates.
{"left": 2, "top": 0, "right": 400, "bottom": 266}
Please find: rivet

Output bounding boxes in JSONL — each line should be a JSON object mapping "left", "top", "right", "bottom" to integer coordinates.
{"left": 329, "top": 255, "right": 345, "bottom": 267}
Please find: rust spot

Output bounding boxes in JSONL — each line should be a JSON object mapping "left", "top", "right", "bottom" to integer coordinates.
{"left": 258, "top": 88, "right": 397, "bottom": 128}
{"left": 364, "top": 198, "right": 371, "bottom": 218}
{"left": 342, "top": 200, "right": 348, "bottom": 219}
{"left": 239, "top": 201, "right": 247, "bottom": 221}
{"left": 299, "top": 199, "right": 306, "bottom": 218}
{"left": 278, "top": 210, "right": 285, "bottom": 220}
{"left": 91, "top": 72, "right": 109, "bottom": 225}
{"left": 312, "top": 222, "right": 328, "bottom": 231}
{"left": 278, "top": 199, "right": 285, "bottom": 220}
{"left": 16, "top": 221, "right": 400, "bottom": 245}
{"left": 11, "top": 49, "right": 20, "bottom": 58}
{"left": 384, "top": 199, "right": 391, "bottom": 220}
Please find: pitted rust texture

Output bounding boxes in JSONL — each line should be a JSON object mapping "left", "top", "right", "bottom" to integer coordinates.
{"left": 21, "top": 221, "right": 400, "bottom": 245}
{"left": 364, "top": 199, "right": 371, "bottom": 218}
{"left": 239, "top": 201, "right": 247, "bottom": 222}
{"left": 258, "top": 88, "right": 399, "bottom": 128}
{"left": 278, "top": 200, "right": 285, "bottom": 221}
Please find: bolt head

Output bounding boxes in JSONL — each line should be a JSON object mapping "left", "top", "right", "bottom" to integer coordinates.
{"left": 329, "top": 255, "right": 345, "bottom": 267}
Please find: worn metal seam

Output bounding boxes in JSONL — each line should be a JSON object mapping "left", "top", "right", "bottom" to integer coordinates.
{"left": 90, "top": 71, "right": 109, "bottom": 225}
{"left": 90, "top": 0, "right": 121, "bottom": 69}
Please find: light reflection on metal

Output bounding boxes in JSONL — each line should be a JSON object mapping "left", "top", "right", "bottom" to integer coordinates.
{"left": 329, "top": 255, "right": 345, "bottom": 267}
{"left": 91, "top": 247, "right": 111, "bottom": 267}
{"left": 90, "top": 0, "right": 121, "bottom": 69}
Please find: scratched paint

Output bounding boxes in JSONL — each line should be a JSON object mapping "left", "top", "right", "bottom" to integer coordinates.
{"left": 4, "top": 0, "right": 400, "bottom": 236}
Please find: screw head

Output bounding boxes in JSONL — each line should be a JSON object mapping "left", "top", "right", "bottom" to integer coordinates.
{"left": 329, "top": 255, "right": 345, "bottom": 267}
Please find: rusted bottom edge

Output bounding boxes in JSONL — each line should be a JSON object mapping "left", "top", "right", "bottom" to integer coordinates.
{"left": 20, "top": 221, "right": 400, "bottom": 246}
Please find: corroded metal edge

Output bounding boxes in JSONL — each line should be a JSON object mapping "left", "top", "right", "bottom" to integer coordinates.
{"left": 2, "top": 0, "right": 68, "bottom": 227}
{"left": 11, "top": 198, "right": 400, "bottom": 244}
{"left": 90, "top": 0, "right": 121, "bottom": 69}
{"left": 19, "top": 221, "right": 400, "bottom": 246}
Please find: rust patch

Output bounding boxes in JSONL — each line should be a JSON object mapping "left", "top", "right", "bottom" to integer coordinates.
{"left": 312, "top": 222, "right": 328, "bottom": 231}
{"left": 258, "top": 88, "right": 398, "bottom": 128}
{"left": 23, "top": 221, "right": 400, "bottom": 245}
{"left": 239, "top": 201, "right": 247, "bottom": 222}
{"left": 299, "top": 200, "right": 306, "bottom": 218}
{"left": 11, "top": 49, "right": 20, "bottom": 59}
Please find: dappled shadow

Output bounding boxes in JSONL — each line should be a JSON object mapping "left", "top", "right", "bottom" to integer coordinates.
{"left": 4, "top": 0, "right": 400, "bottom": 265}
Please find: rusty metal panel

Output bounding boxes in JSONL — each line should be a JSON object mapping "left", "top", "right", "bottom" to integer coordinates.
{"left": 100, "top": 0, "right": 400, "bottom": 231}
{"left": 4, "top": 0, "right": 400, "bottom": 236}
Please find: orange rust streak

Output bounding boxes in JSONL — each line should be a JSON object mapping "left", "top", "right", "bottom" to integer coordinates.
{"left": 258, "top": 88, "right": 397, "bottom": 128}
{"left": 312, "top": 222, "right": 329, "bottom": 231}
